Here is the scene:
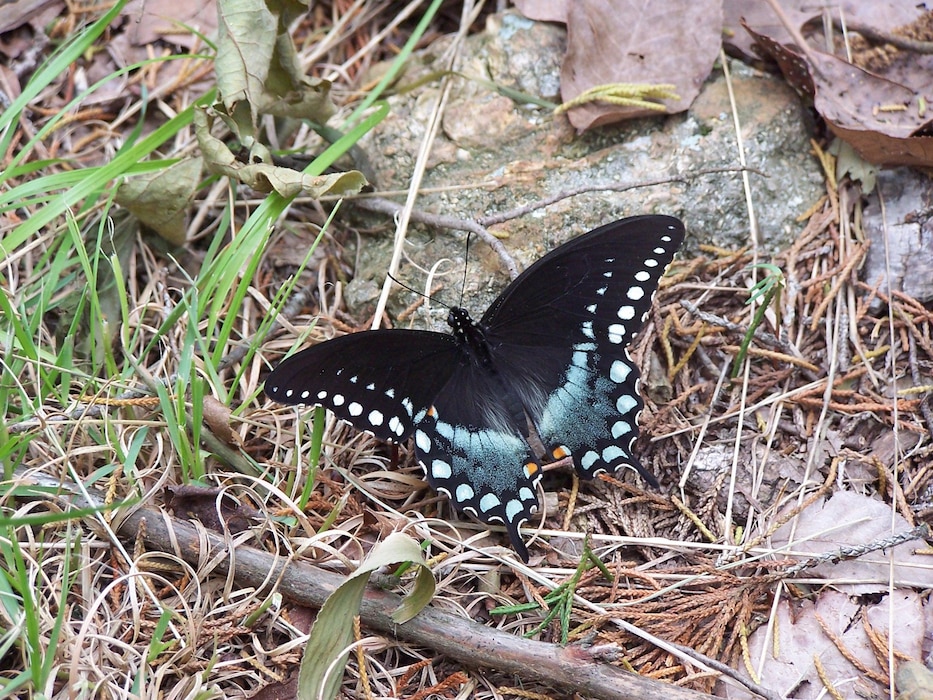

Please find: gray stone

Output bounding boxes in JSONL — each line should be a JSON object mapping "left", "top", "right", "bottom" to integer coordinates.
{"left": 862, "top": 168, "right": 933, "bottom": 309}
{"left": 352, "top": 10, "right": 826, "bottom": 321}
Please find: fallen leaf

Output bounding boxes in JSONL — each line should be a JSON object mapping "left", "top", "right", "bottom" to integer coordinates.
{"left": 194, "top": 107, "right": 368, "bottom": 198}
{"left": 202, "top": 395, "right": 239, "bottom": 448}
{"left": 723, "top": 590, "right": 924, "bottom": 699}
{"left": 0, "top": 0, "right": 60, "bottom": 35}
{"left": 739, "top": 6, "right": 933, "bottom": 167}
{"left": 297, "top": 532, "right": 434, "bottom": 700}
{"left": 770, "top": 491, "right": 929, "bottom": 593}
{"left": 124, "top": 0, "right": 218, "bottom": 49}
{"left": 515, "top": 0, "right": 722, "bottom": 130}
{"left": 165, "top": 484, "right": 262, "bottom": 535}
{"left": 115, "top": 157, "right": 204, "bottom": 246}
{"left": 723, "top": 0, "right": 921, "bottom": 64}
{"left": 215, "top": 0, "right": 335, "bottom": 130}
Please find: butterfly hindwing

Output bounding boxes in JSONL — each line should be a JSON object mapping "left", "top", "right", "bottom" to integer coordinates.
{"left": 412, "top": 366, "right": 541, "bottom": 561}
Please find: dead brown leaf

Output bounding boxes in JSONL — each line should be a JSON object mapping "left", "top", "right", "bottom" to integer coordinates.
{"left": 515, "top": 0, "right": 722, "bottom": 130}
{"left": 124, "top": 0, "right": 218, "bottom": 49}
{"left": 740, "top": 7, "right": 933, "bottom": 167}
{"left": 723, "top": 0, "right": 921, "bottom": 63}
{"left": 0, "top": 0, "right": 61, "bottom": 35}
{"left": 164, "top": 484, "right": 263, "bottom": 535}
{"left": 203, "top": 394, "right": 239, "bottom": 448}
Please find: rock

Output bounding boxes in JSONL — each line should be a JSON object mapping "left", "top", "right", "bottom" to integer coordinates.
{"left": 352, "top": 10, "right": 826, "bottom": 321}
{"left": 862, "top": 168, "right": 933, "bottom": 309}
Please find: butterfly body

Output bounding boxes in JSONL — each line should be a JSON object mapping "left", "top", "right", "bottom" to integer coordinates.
{"left": 265, "top": 215, "right": 685, "bottom": 560}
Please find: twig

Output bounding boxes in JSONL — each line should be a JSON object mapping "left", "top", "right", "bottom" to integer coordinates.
{"left": 478, "top": 167, "right": 760, "bottom": 228}
{"left": 357, "top": 168, "right": 761, "bottom": 280}
{"left": 834, "top": 18, "right": 933, "bottom": 55}
{"left": 770, "top": 523, "right": 930, "bottom": 580}
{"left": 665, "top": 642, "right": 783, "bottom": 700}
{"left": 354, "top": 196, "right": 518, "bottom": 279}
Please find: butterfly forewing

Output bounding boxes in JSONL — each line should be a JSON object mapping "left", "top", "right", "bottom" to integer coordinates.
{"left": 482, "top": 216, "right": 684, "bottom": 346}
{"left": 265, "top": 330, "right": 461, "bottom": 443}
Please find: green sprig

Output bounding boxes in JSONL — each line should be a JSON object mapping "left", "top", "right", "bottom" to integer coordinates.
{"left": 556, "top": 83, "right": 680, "bottom": 114}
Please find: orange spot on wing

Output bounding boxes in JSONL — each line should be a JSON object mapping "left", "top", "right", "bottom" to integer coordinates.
{"left": 551, "top": 446, "right": 569, "bottom": 459}
{"left": 525, "top": 462, "right": 539, "bottom": 477}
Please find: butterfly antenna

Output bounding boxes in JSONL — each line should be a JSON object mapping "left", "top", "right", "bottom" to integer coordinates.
{"left": 387, "top": 272, "right": 451, "bottom": 311}
{"left": 459, "top": 231, "right": 472, "bottom": 308}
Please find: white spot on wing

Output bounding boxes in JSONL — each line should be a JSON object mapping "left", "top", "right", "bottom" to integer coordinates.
{"left": 432, "top": 459, "right": 452, "bottom": 479}
{"left": 456, "top": 483, "right": 474, "bottom": 502}
{"left": 435, "top": 420, "right": 454, "bottom": 440}
{"left": 506, "top": 499, "right": 524, "bottom": 522}
{"left": 602, "top": 445, "right": 625, "bottom": 463}
{"left": 610, "top": 360, "right": 632, "bottom": 383}
{"left": 607, "top": 324, "right": 626, "bottom": 343}
{"left": 480, "top": 494, "right": 501, "bottom": 512}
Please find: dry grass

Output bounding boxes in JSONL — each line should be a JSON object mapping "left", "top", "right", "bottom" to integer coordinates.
{"left": 3, "top": 2, "right": 931, "bottom": 699}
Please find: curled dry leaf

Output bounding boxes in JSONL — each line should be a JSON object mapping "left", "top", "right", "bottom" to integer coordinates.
{"left": 215, "top": 0, "right": 335, "bottom": 129}
{"left": 514, "top": 0, "right": 722, "bottom": 130}
{"left": 194, "top": 107, "right": 368, "bottom": 198}
{"left": 740, "top": 6, "right": 933, "bottom": 167}
{"left": 114, "top": 158, "right": 204, "bottom": 246}
{"left": 203, "top": 394, "right": 238, "bottom": 447}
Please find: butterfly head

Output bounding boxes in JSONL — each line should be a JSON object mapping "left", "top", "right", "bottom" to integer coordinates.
{"left": 446, "top": 307, "right": 472, "bottom": 335}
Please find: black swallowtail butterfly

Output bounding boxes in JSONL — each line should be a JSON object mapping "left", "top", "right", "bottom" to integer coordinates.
{"left": 265, "top": 215, "right": 685, "bottom": 561}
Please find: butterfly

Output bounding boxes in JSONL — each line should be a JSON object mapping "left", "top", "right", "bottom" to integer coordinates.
{"left": 265, "top": 215, "right": 685, "bottom": 561}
